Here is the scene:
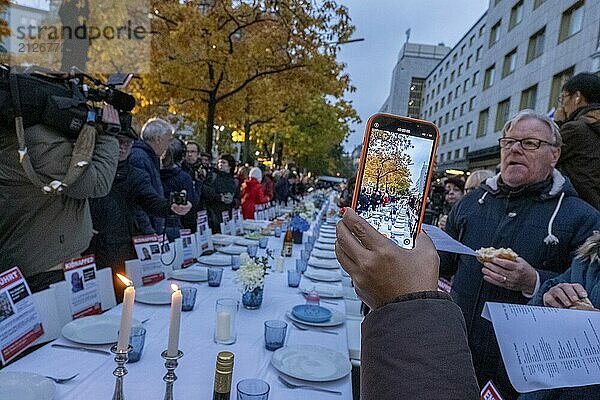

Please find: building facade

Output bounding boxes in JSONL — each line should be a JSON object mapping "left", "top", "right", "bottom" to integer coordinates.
{"left": 383, "top": 0, "right": 600, "bottom": 173}
{"left": 380, "top": 42, "right": 450, "bottom": 118}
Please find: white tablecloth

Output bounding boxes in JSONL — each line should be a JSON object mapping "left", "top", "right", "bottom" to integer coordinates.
{"left": 5, "top": 235, "right": 352, "bottom": 399}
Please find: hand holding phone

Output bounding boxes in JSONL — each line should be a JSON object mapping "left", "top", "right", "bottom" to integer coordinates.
{"left": 352, "top": 113, "right": 438, "bottom": 249}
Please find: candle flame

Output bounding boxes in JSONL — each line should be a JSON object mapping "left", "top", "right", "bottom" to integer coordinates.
{"left": 171, "top": 283, "right": 179, "bottom": 292}
{"left": 116, "top": 273, "right": 132, "bottom": 287}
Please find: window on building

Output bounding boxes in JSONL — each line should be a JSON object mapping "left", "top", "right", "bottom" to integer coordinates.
{"left": 495, "top": 98, "right": 511, "bottom": 131}
{"left": 473, "top": 71, "right": 480, "bottom": 86}
{"left": 489, "top": 19, "right": 502, "bottom": 47}
{"left": 466, "top": 121, "right": 473, "bottom": 135}
{"left": 450, "top": 71, "right": 455, "bottom": 82}
{"left": 441, "top": 97, "right": 445, "bottom": 108}
{"left": 463, "top": 78, "right": 470, "bottom": 92}
{"left": 509, "top": 1, "right": 524, "bottom": 30}
{"left": 442, "top": 132, "right": 447, "bottom": 144}
{"left": 548, "top": 66, "right": 575, "bottom": 110}
{"left": 450, "top": 129, "right": 455, "bottom": 142}
{"left": 454, "top": 149, "right": 461, "bottom": 159}
{"left": 558, "top": 1, "right": 584, "bottom": 43}
{"left": 483, "top": 64, "right": 496, "bottom": 89}
{"left": 467, "top": 55, "right": 473, "bottom": 69}
{"left": 458, "top": 125, "right": 463, "bottom": 138}
{"left": 463, "top": 146, "right": 469, "bottom": 158}
{"left": 453, "top": 107, "right": 457, "bottom": 120}
{"left": 455, "top": 85, "right": 460, "bottom": 97}
{"left": 448, "top": 92, "right": 453, "bottom": 102}
{"left": 447, "top": 151, "right": 452, "bottom": 161}
{"left": 495, "top": 0, "right": 502, "bottom": 5}
{"left": 433, "top": 74, "right": 437, "bottom": 82}
{"left": 445, "top": 61, "right": 450, "bottom": 70}
{"left": 426, "top": 93, "right": 430, "bottom": 103}
{"left": 438, "top": 117, "right": 443, "bottom": 127}
{"left": 443, "top": 77, "right": 448, "bottom": 89}
{"left": 458, "top": 63, "right": 463, "bottom": 76}
{"left": 476, "top": 46, "right": 483, "bottom": 61}
{"left": 519, "top": 84, "right": 538, "bottom": 110}
{"left": 534, "top": 0, "right": 546, "bottom": 9}
{"left": 408, "top": 77, "right": 425, "bottom": 118}
{"left": 477, "top": 108, "right": 489, "bottom": 137}
{"left": 460, "top": 44, "right": 466, "bottom": 55}
{"left": 437, "top": 83, "right": 441, "bottom": 93}
{"left": 527, "top": 27, "right": 545, "bottom": 63}
{"left": 479, "top": 24, "right": 486, "bottom": 37}
{"left": 445, "top": 112, "right": 450, "bottom": 124}
{"left": 469, "top": 35, "right": 475, "bottom": 46}
{"left": 453, "top": 53, "right": 458, "bottom": 63}
{"left": 440, "top": 153, "right": 445, "bottom": 163}
{"left": 502, "top": 48, "right": 518, "bottom": 78}
{"left": 434, "top": 102, "right": 439, "bottom": 112}
{"left": 460, "top": 102, "right": 466, "bottom": 116}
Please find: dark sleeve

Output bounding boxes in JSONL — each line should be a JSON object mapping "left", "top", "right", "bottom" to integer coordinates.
{"left": 438, "top": 202, "right": 462, "bottom": 278}
{"left": 129, "top": 167, "right": 172, "bottom": 218}
{"left": 529, "top": 269, "right": 571, "bottom": 306}
{"left": 233, "top": 179, "right": 241, "bottom": 208}
{"left": 361, "top": 295, "right": 480, "bottom": 400}
{"left": 65, "top": 133, "right": 119, "bottom": 199}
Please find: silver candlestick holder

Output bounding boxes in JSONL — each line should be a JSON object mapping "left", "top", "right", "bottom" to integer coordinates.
{"left": 161, "top": 350, "right": 184, "bottom": 400}
{"left": 110, "top": 345, "right": 132, "bottom": 400}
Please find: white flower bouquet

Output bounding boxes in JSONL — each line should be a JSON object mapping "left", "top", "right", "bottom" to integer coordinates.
{"left": 235, "top": 258, "right": 267, "bottom": 292}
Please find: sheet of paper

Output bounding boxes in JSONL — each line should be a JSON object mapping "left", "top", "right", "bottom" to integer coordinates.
{"left": 196, "top": 211, "right": 211, "bottom": 255}
{"left": 179, "top": 229, "right": 195, "bottom": 267}
{"left": 63, "top": 256, "right": 102, "bottom": 319}
{"left": 422, "top": 223, "right": 477, "bottom": 256}
{"left": 482, "top": 302, "right": 600, "bottom": 393}
{"left": 132, "top": 234, "right": 166, "bottom": 286}
{"left": 0, "top": 267, "right": 44, "bottom": 364}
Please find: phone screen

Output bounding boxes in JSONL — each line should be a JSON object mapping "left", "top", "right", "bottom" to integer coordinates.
{"left": 353, "top": 114, "right": 438, "bottom": 249}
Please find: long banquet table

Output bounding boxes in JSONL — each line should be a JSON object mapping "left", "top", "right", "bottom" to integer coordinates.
{"left": 4, "top": 235, "right": 354, "bottom": 399}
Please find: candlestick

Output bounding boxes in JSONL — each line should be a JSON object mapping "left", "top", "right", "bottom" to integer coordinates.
{"left": 110, "top": 345, "right": 131, "bottom": 400}
{"left": 161, "top": 350, "right": 183, "bottom": 400}
{"left": 167, "top": 284, "right": 182, "bottom": 357}
{"left": 116, "top": 274, "right": 135, "bottom": 351}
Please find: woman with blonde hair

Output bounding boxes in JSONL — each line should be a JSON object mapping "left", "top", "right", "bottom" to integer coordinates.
{"left": 464, "top": 169, "right": 494, "bottom": 193}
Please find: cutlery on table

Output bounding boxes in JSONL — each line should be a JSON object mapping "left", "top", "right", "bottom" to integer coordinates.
{"left": 291, "top": 321, "right": 338, "bottom": 335}
{"left": 320, "top": 300, "right": 338, "bottom": 305}
{"left": 51, "top": 343, "right": 111, "bottom": 355}
{"left": 44, "top": 373, "right": 79, "bottom": 384}
{"left": 278, "top": 376, "right": 342, "bottom": 395}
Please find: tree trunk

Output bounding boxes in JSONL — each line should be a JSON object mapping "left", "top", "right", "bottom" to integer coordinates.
{"left": 205, "top": 93, "right": 217, "bottom": 156}
{"left": 243, "top": 121, "right": 251, "bottom": 164}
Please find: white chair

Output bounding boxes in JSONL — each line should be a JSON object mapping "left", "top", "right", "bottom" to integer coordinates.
{"left": 125, "top": 259, "right": 143, "bottom": 287}
{"left": 31, "top": 286, "right": 64, "bottom": 345}
{"left": 172, "top": 238, "right": 184, "bottom": 269}
{"left": 346, "top": 314, "right": 362, "bottom": 367}
{"left": 96, "top": 267, "right": 116, "bottom": 311}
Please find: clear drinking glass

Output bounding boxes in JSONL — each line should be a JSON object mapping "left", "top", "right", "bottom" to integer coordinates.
{"left": 214, "top": 298, "right": 239, "bottom": 345}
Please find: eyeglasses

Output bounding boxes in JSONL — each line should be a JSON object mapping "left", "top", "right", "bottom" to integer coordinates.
{"left": 498, "top": 137, "right": 557, "bottom": 150}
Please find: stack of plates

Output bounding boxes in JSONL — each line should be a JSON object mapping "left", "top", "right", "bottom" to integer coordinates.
{"left": 317, "top": 236, "right": 336, "bottom": 244}
{"left": 211, "top": 234, "right": 237, "bottom": 246}
{"left": 217, "top": 245, "right": 246, "bottom": 255}
{"left": 62, "top": 314, "right": 143, "bottom": 344}
{"left": 198, "top": 254, "right": 232, "bottom": 266}
{"left": 314, "top": 242, "right": 335, "bottom": 251}
{"left": 311, "top": 249, "right": 337, "bottom": 260}
{"left": 303, "top": 268, "right": 341, "bottom": 282}
{"left": 308, "top": 257, "right": 341, "bottom": 270}
{"left": 233, "top": 237, "right": 258, "bottom": 247}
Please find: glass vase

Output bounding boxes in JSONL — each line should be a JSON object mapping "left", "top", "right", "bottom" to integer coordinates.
{"left": 242, "top": 286, "right": 264, "bottom": 309}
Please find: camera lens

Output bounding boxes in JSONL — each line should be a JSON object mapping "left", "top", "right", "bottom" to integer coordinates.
{"left": 403, "top": 239, "right": 411, "bottom": 246}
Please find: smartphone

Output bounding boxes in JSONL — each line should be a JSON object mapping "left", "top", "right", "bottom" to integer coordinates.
{"left": 352, "top": 113, "right": 438, "bottom": 249}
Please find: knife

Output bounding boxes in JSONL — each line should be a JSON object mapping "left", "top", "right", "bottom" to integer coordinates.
{"left": 51, "top": 343, "right": 111, "bottom": 355}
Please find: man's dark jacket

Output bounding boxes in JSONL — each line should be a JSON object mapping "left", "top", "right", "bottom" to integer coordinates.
{"left": 440, "top": 170, "right": 600, "bottom": 395}
{"left": 556, "top": 104, "right": 600, "bottom": 210}
{"left": 160, "top": 164, "right": 197, "bottom": 240}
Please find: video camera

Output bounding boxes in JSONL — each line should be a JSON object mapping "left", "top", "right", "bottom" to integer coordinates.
{"left": 0, "top": 64, "right": 136, "bottom": 138}
{"left": 169, "top": 191, "right": 187, "bottom": 206}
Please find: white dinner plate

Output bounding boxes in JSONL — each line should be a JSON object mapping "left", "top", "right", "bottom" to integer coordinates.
{"left": 308, "top": 257, "right": 341, "bottom": 270}
{"left": 319, "top": 228, "right": 336, "bottom": 234}
{"left": 314, "top": 242, "right": 335, "bottom": 251}
{"left": 299, "top": 282, "right": 343, "bottom": 298}
{"left": 233, "top": 237, "right": 258, "bottom": 247}
{"left": 197, "top": 254, "right": 232, "bottom": 266}
{"left": 135, "top": 285, "right": 172, "bottom": 305}
{"left": 169, "top": 267, "right": 208, "bottom": 282}
{"left": 0, "top": 372, "right": 55, "bottom": 400}
{"left": 311, "top": 249, "right": 337, "bottom": 260}
{"left": 211, "top": 234, "right": 237, "bottom": 246}
{"left": 303, "top": 268, "right": 341, "bottom": 282}
{"left": 272, "top": 345, "right": 351, "bottom": 382}
{"left": 62, "top": 314, "right": 142, "bottom": 345}
{"left": 319, "top": 232, "right": 336, "bottom": 239}
{"left": 217, "top": 245, "right": 247, "bottom": 255}
{"left": 286, "top": 308, "right": 345, "bottom": 327}
{"left": 317, "top": 236, "right": 336, "bottom": 244}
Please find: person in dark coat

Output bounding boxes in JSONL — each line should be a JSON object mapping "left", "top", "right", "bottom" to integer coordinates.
{"left": 241, "top": 167, "right": 270, "bottom": 219}
{"left": 203, "top": 154, "right": 240, "bottom": 233}
{"left": 518, "top": 231, "right": 600, "bottom": 400}
{"left": 128, "top": 118, "right": 173, "bottom": 234}
{"left": 440, "top": 110, "right": 600, "bottom": 398}
{"left": 88, "top": 131, "right": 191, "bottom": 301}
{"left": 336, "top": 208, "right": 480, "bottom": 400}
{"left": 275, "top": 170, "right": 291, "bottom": 205}
{"left": 161, "top": 138, "right": 198, "bottom": 241}
{"left": 554, "top": 72, "right": 600, "bottom": 211}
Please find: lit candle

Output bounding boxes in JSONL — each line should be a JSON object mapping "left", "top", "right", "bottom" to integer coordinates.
{"left": 216, "top": 311, "right": 231, "bottom": 341}
{"left": 116, "top": 274, "right": 135, "bottom": 352}
{"left": 167, "top": 284, "right": 182, "bottom": 357}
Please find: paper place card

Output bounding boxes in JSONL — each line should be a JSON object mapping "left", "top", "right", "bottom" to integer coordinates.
{"left": 196, "top": 211, "right": 211, "bottom": 255}
{"left": 481, "top": 381, "right": 504, "bottom": 400}
{"left": 132, "top": 235, "right": 166, "bottom": 286}
{"left": 0, "top": 267, "right": 44, "bottom": 365}
{"left": 63, "top": 256, "right": 102, "bottom": 320}
{"left": 483, "top": 302, "right": 600, "bottom": 393}
{"left": 221, "top": 211, "right": 233, "bottom": 235}
{"left": 179, "top": 229, "right": 195, "bottom": 267}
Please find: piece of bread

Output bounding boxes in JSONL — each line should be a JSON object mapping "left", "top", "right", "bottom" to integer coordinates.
{"left": 476, "top": 247, "right": 518, "bottom": 263}
{"left": 569, "top": 297, "right": 598, "bottom": 311}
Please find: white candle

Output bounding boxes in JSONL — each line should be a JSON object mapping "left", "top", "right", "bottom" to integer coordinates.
{"left": 116, "top": 275, "right": 135, "bottom": 351}
{"left": 216, "top": 311, "right": 231, "bottom": 341}
{"left": 167, "top": 284, "right": 182, "bottom": 357}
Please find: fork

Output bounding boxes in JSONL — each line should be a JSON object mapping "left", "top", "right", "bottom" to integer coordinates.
{"left": 291, "top": 321, "right": 338, "bottom": 335}
{"left": 278, "top": 376, "right": 342, "bottom": 395}
{"left": 44, "top": 373, "right": 79, "bottom": 384}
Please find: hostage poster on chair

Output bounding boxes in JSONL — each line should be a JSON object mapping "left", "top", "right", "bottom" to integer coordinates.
{"left": 63, "top": 255, "right": 102, "bottom": 320}
{"left": 133, "top": 234, "right": 166, "bottom": 286}
{"left": 180, "top": 229, "right": 195, "bottom": 267}
{"left": 0, "top": 267, "right": 44, "bottom": 365}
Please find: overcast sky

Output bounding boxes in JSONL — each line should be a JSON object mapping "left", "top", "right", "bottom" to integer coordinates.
{"left": 337, "top": 0, "right": 489, "bottom": 151}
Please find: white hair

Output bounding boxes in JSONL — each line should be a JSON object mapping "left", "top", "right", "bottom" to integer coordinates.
{"left": 141, "top": 118, "right": 174, "bottom": 142}
{"left": 502, "top": 109, "right": 562, "bottom": 147}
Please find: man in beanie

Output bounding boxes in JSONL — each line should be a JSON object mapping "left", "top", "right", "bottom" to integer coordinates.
{"left": 241, "top": 167, "right": 270, "bottom": 219}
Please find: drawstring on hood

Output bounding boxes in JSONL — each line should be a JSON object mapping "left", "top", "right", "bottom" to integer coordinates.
{"left": 478, "top": 169, "right": 567, "bottom": 246}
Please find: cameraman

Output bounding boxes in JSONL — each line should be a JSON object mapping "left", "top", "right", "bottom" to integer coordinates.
{"left": 0, "top": 105, "right": 120, "bottom": 292}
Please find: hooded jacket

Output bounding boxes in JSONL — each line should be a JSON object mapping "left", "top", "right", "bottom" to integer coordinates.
{"left": 556, "top": 104, "right": 600, "bottom": 210}
{"left": 241, "top": 177, "right": 270, "bottom": 219}
{"left": 440, "top": 169, "right": 600, "bottom": 395}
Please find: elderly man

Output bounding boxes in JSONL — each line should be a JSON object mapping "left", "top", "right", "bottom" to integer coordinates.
{"left": 440, "top": 109, "right": 600, "bottom": 398}
{"left": 129, "top": 118, "right": 173, "bottom": 234}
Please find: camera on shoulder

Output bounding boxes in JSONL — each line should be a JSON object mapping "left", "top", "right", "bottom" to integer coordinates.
{"left": 169, "top": 191, "right": 187, "bottom": 206}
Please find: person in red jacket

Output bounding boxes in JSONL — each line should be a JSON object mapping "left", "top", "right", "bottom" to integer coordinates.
{"left": 241, "top": 167, "right": 270, "bottom": 219}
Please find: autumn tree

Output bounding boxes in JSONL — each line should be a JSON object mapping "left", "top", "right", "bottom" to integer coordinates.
{"left": 363, "top": 128, "right": 413, "bottom": 194}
